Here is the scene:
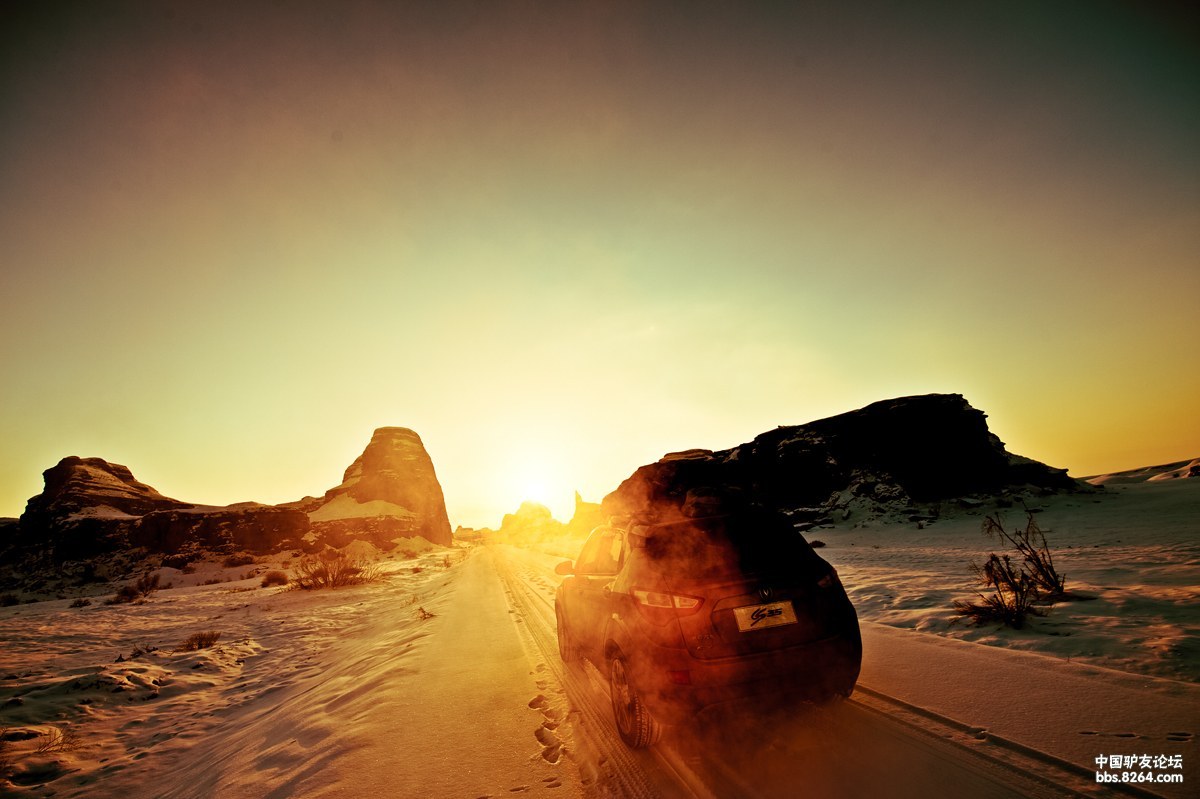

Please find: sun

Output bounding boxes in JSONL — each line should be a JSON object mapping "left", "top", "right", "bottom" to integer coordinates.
{"left": 503, "top": 457, "right": 572, "bottom": 520}
{"left": 520, "top": 476, "right": 553, "bottom": 508}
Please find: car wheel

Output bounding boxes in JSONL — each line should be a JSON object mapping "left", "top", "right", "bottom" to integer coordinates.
{"left": 609, "top": 655, "right": 661, "bottom": 748}
{"left": 556, "top": 608, "right": 578, "bottom": 663}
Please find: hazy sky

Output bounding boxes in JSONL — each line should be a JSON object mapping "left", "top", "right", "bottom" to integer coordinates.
{"left": 2, "top": 1, "right": 1197, "bottom": 528}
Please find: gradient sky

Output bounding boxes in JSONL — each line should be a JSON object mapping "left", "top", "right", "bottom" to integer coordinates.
{"left": 2, "top": 1, "right": 1197, "bottom": 528}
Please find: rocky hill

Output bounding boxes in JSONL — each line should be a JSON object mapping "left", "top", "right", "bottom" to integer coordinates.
{"left": 1, "top": 428, "right": 452, "bottom": 587}
{"left": 286, "top": 427, "right": 452, "bottom": 548}
{"left": 602, "top": 394, "right": 1083, "bottom": 525}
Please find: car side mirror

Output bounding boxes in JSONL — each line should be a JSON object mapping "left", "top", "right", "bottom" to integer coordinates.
{"left": 554, "top": 560, "right": 575, "bottom": 576}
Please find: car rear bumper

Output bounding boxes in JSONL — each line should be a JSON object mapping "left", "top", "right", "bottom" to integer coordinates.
{"left": 626, "top": 631, "right": 862, "bottom": 724}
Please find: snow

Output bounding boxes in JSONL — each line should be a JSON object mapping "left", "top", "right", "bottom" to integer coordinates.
{"left": 1, "top": 478, "right": 1196, "bottom": 797}
{"left": 306, "top": 494, "right": 416, "bottom": 522}
{"left": 818, "top": 478, "right": 1200, "bottom": 682}
{"left": 65, "top": 506, "right": 140, "bottom": 521}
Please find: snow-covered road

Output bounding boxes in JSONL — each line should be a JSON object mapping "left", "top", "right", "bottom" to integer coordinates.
{"left": 490, "top": 544, "right": 1184, "bottom": 799}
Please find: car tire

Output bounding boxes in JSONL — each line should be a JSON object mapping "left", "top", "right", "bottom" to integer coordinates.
{"left": 608, "top": 655, "right": 661, "bottom": 748}
{"left": 556, "top": 608, "right": 578, "bottom": 663}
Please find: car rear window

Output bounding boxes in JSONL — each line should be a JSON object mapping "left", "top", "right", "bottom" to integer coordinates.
{"left": 641, "top": 513, "right": 824, "bottom": 582}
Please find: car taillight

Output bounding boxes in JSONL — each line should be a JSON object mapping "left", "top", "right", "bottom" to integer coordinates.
{"left": 631, "top": 588, "right": 703, "bottom": 625}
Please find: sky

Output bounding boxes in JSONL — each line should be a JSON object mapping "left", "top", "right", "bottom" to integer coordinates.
{"left": 2, "top": 0, "right": 1197, "bottom": 529}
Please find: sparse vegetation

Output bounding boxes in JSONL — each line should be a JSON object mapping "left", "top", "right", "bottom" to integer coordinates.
{"left": 401, "top": 549, "right": 418, "bottom": 559}
{"left": 117, "top": 643, "right": 159, "bottom": 661}
{"left": 260, "top": 570, "right": 288, "bottom": 587}
{"left": 105, "top": 572, "right": 161, "bottom": 605}
{"left": 954, "top": 553, "right": 1044, "bottom": 629}
{"left": 441, "top": 554, "right": 452, "bottom": 568}
{"left": 955, "top": 513, "right": 1067, "bottom": 629}
{"left": 222, "top": 552, "right": 255, "bottom": 568}
{"left": 34, "top": 725, "right": 80, "bottom": 755}
{"left": 293, "top": 549, "right": 380, "bottom": 589}
{"left": 69, "top": 598, "right": 91, "bottom": 608}
{"left": 983, "top": 512, "right": 1066, "bottom": 598}
{"left": 416, "top": 606, "right": 435, "bottom": 620}
{"left": 0, "top": 724, "right": 81, "bottom": 781}
{"left": 176, "top": 631, "right": 221, "bottom": 651}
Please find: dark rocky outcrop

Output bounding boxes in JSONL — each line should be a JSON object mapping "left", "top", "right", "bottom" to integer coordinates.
{"left": 129, "top": 506, "right": 309, "bottom": 555}
{"left": 5, "top": 426, "right": 453, "bottom": 582}
{"left": 14, "top": 457, "right": 191, "bottom": 560}
{"left": 602, "top": 394, "right": 1080, "bottom": 523}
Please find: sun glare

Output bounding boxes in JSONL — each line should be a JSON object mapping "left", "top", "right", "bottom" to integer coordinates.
{"left": 503, "top": 456, "right": 573, "bottom": 521}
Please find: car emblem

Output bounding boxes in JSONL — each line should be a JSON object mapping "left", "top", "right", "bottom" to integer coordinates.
{"left": 758, "top": 586, "right": 774, "bottom": 602}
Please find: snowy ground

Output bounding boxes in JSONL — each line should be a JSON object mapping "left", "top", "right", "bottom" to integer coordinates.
{"left": 819, "top": 478, "right": 1199, "bottom": 683}
{"left": 0, "top": 479, "right": 1196, "bottom": 798}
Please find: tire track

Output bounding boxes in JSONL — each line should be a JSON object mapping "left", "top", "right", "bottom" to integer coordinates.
{"left": 492, "top": 545, "right": 713, "bottom": 799}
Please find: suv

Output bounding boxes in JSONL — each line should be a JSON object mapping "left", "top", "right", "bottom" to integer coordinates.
{"left": 554, "top": 510, "right": 861, "bottom": 747}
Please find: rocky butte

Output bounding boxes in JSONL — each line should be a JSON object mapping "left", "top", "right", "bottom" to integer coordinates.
{"left": 602, "top": 393, "right": 1083, "bottom": 524}
{"left": 0, "top": 427, "right": 452, "bottom": 589}
{"left": 286, "top": 427, "right": 453, "bottom": 549}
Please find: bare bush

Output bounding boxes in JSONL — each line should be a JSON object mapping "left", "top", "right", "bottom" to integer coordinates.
{"left": 176, "top": 631, "right": 221, "bottom": 651}
{"left": 954, "top": 553, "right": 1044, "bottom": 629}
{"left": 260, "top": 570, "right": 288, "bottom": 587}
{"left": 956, "top": 513, "right": 1067, "bottom": 629}
{"left": 35, "top": 726, "right": 80, "bottom": 755}
{"left": 293, "top": 550, "right": 380, "bottom": 590}
{"left": 106, "top": 572, "right": 161, "bottom": 605}
{"left": 416, "top": 606, "right": 435, "bottom": 620}
{"left": 69, "top": 598, "right": 91, "bottom": 608}
{"left": 983, "top": 512, "right": 1066, "bottom": 598}
{"left": 222, "top": 552, "right": 255, "bottom": 568}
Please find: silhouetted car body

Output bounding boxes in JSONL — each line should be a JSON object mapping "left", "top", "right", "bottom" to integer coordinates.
{"left": 554, "top": 510, "right": 862, "bottom": 747}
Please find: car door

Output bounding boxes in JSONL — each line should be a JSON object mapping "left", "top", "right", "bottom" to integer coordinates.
{"left": 571, "top": 528, "right": 625, "bottom": 660}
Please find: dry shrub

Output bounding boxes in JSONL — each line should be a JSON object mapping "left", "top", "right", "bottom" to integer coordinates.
{"left": 222, "top": 552, "right": 255, "bottom": 568}
{"left": 69, "top": 598, "right": 91, "bottom": 608}
{"left": 293, "top": 550, "right": 380, "bottom": 590}
{"left": 176, "top": 631, "right": 221, "bottom": 651}
{"left": 35, "top": 726, "right": 80, "bottom": 755}
{"left": 983, "top": 512, "right": 1066, "bottom": 597}
{"left": 260, "top": 570, "right": 288, "bottom": 587}
{"left": 955, "top": 513, "right": 1066, "bottom": 629}
{"left": 106, "top": 573, "right": 160, "bottom": 605}
{"left": 416, "top": 606, "right": 435, "bottom": 620}
{"left": 954, "top": 554, "right": 1044, "bottom": 629}
{"left": 401, "top": 549, "right": 418, "bottom": 559}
